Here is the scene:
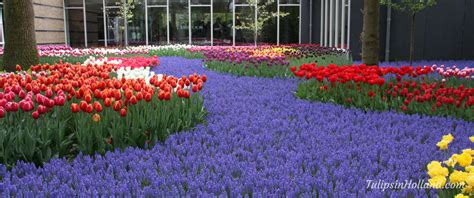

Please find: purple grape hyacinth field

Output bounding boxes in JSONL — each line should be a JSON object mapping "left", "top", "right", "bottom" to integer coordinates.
{"left": 1, "top": 57, "right": 473, "bottom": 197}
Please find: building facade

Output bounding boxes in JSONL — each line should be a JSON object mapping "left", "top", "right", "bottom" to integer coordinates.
{"left": 0, "top": 0, "right": 67, "bottom": 45}
{"left": 1, "top": 0, "right": 473, "bottom": 60}
{"left": 62, "top": 0, "right": 317, "bottom": 47}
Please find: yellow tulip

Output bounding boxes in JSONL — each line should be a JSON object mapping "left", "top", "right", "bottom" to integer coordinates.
{"left": 458, "top": 152, "right": 473, "bottom": 167}
{"left": 442, "top": 133, "right": 454, "bottom": 143}
{"left": 454, "top": 194, "right": 469, "bottom": 198}
{"left": 463, "top": 149, "right": 474, "bottom": 156}
{"left": 449, "top": 170, "right": 468, "bottom": 184}
{"left": 427, "top": 161, "right": 449, "bottom": 177}
{"left": 470, "top": 136, "right": 474, "bottom": 143}
{"left": 465, "top": 174, "right": 474, "bottom": 186}
{"left": 436, "top": 140, "right": 450, "bottom": 150}
{"left": 428, "top": 175, "right": 446, "bottom": 189}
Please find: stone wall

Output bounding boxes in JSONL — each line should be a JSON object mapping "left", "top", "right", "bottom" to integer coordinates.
{"left": 33, "top": 0, "right": 66, "bottom": 45}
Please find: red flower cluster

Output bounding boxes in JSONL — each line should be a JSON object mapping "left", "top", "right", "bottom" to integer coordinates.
{"left": 108, "top": 56, "right": 160, "bottom": 69}
{"left": 292, "top": 63, "right": 473, "bottom": 115}
{"left": 291, "top": 63, "right": 434, "bottom": 85}
{"left": 0, "top": 62, "right": 206, "bottom": 119}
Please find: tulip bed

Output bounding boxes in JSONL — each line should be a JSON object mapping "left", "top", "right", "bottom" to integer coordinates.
{"left": 197, "top": 45, "right": 352, "bottom": 78}
{"left": 293, "top": 63, "right": 474, "bottom": 121}
{"left": 0, "top": 57, "right": 207, "bottom": 167}
{"left": 1, "top": 57, "right": 473, "bottom": 197}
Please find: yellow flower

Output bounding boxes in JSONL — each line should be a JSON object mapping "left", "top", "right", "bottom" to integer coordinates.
{"left": 449, "top": 170, "right": 468, "bottom": 184}
{"left": 463, "top": 149, "right": 474, "bottom": 156}
{"left": 466, "top": 174, "right": 474, "bottom": 186}
{"left": 442, "top": 133, "right": 454, "bottom": 143}
{"left": 465, "top": 166, "right": 474, "bottom": 173}
{"left": 428, "top": 175, "right": 446, "bottom": 189}
{"left": 436, "top": 140, "right": 450, "bottom": 150}
{"left": 457, "top": 152, "right": 473, "bottom": 167}
{"left": 444, "top": 155, "right": 458, "bottom": 167}
{"left": 454, "top": 194, "right": 469, "bottom": 198}
{"left": 462, "top": 185, "right": 473, "bottom": 194}
{"left": 427, "top": 161, "right": 449, "bottom": 177}
{"left": 470, "top": 136, "right": 474, "bottom": 143}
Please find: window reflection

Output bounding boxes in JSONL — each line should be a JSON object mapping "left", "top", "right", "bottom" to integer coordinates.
{"left": 106, "top": 8, "right": 126, "bottom": 46}
{"left": 148, "top": 7, "right": 167, "bottom": 44}
{"left": 65, "top": 0, "right": 301, "bottom": 46}
{"left": 191, "top": 7, "right": 211, "bottom": 45}
{"left": 86, "top": 0, "right": 105, "bottom": 47}
{"left": 213, "top": 0, "right": 232, "bottom": 45}
{"left": 65, "top": 0, "right": 83, "bottom": 7}
{"left": 279, "top": 6, "right": 299, "bottom": 44}
{"left": 128, "top": 0, "right": 146, "bottom": 45}
{"left": 66, "top": 9, "right": 86, "bottom": 47}
{"left": 235, "top": 6, "right": 255, "bottom": 45}
{"left": 169, "top": 1, "right": 188, "bottom": 44}
{"left": 258, "top": 0, "right": 277, "bottom": 44}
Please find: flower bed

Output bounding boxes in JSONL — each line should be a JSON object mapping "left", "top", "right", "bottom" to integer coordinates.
{"left": 293, "top": 63, "right": 474, "bottom": 121}
{"left": 197, "top": 44, "right": 352, "bottom": 77}
{"left": 0, "top": 61, "right": 207, "bottom": 167}
{"left": 1, "top": 57, "right": 472, "bottom": 196}
{"left": 426, "top": 134, "right": 474, "bottom": 197}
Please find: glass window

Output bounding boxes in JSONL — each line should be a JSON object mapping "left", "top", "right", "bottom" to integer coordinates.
{"left": 0, "top": 5, "right": 3, "bottom": 44}
{"left": 258, "top": 0, "right": 277, "bottom": 44}
{"left": 169, "top": 1, "right": 189, "bottom": 44}
{"left": 235, "top": 6, "right": 255, "bottom": 45}
{"left": 66, "top": 9, "right": 86, "bottom": 47}
{"left": 65, "top": 0, "right": 83, "bottom": 7}
{"left": 279, "top": 6, "right": 299, "bottom": 44}
{"left": 86, "top": 0, "right": 105, "bottom": 46}
{"left": 235, "top": 0, "right": 251, "bottom": 4}
{"left": 105, "top": 0, "right": 122, "bottom": 6}
{"left": 147, "top": 0, "right": 167, "bottom": 5}
{"left": 148, "top": 7, "right": 167, "bottom": 44}
{"left": 190, "top": 0, "right": 211, "bottom": 4}
{"left": 105, "top": 8, "right": 126, "bottom": 46}
{"left": 280, "top": 0, "right": 300, "bottom": 4}
{"left": 191, "top": 7, "right": 211, "bottom": 45}
{"left": 213, "top": 0, "right": 232, "bottom": 45}
{"left": 128, "top": 0, "right": 146, "bottom": 45}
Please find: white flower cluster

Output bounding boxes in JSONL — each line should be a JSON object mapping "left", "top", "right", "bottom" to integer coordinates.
{"left": 82, "top": 56, "right": 121, "bottom": 66}
{"left": 115, "top": 67, "right": 159, "bottom": 82}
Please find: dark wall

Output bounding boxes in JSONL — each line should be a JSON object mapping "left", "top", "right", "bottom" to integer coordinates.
{"left": 309, "top": 0, "right": 474, "bottom": 61}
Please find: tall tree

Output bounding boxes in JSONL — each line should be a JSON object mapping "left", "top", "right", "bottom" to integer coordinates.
{"left": 381, "top": 0, "right": 437, "bottom": 66}
{"left": 3, "top": 0, "right": 39, "bottom": 71}
{"left": 361, "top": 0, "right": 380, "bottom": 66}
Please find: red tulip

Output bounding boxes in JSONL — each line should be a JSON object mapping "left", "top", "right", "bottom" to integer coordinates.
{"left": 129, "top": 96, "right": 138, "bottom": 105}
{"left": 71, "top": 103, "right": 80, "bottom": 113}
{"left": 120, "top": 108, "right": 127, "bottom": 117}
{"left": 32, "top": 111, "right": 40, "bottom": 119}
{"left": 192, "top": 85, "right": 199, "bottom": 93}
{"left": 368, "top": 91, "right": 376, "bottom": 97}
{"left": 38, "top": 105, "right": 48, "bottom": 114}
{"left": 0, "top": 107, "right": 5, "bottom": 118}
{"left": 144, "top": 93, "right": 152, "bottom": 102}
{"left": 15, "top": 65, "right": 22, "bottom": 71}
{"left": 85, "top": 104, "right": 93, "bottom": 113}
{"left": 93, "top": 101, "right": 103, "bottom": 112}
{"left": 164, "top": 92, "right": 171, "bottom": 101}
{"left": 19, "top": 100, "right": 34, "bottom": 112}
{"left": 80, "top": 101, "right": 88, "bottom": 111}
{"left": 113, "top": 101, "right": 122, "bottom": 111}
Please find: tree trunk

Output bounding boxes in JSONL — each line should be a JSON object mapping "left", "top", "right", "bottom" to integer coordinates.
{"left": 3, "top": 0, "right": 39, "bottom": 72}
{"left": 409, "top": 12, "right": 416, "bottom": 66}
{"left": 361, "top": 0, "right": 380, "bottom": 66}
